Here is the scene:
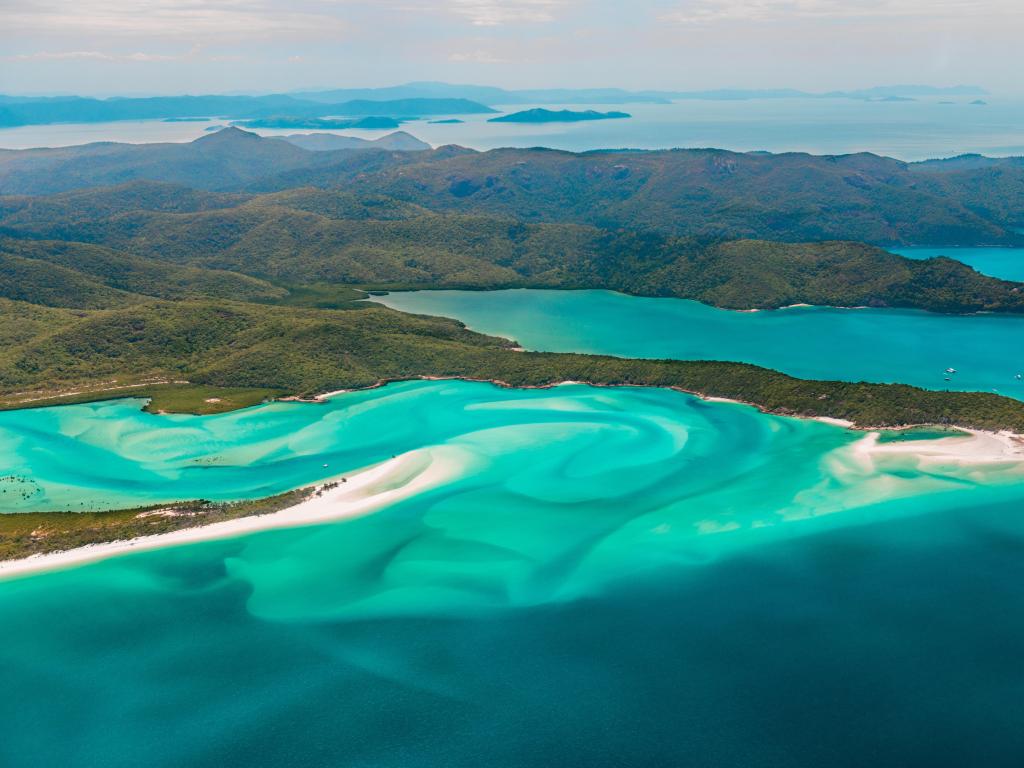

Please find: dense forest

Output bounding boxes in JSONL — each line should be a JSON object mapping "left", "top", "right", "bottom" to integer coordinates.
{"left": 3, "top": 184, "right": 1024, "bottom": 313}
{"left": 1, "top": 129, "right": 1023, "bottom": 437}
{"left": 1, "top": 128, "right": 1022, "bottom": 245}
{"left": 4, "top": 293, "right": 1024, "bottom": 437}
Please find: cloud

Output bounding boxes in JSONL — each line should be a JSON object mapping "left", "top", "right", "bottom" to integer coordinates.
{"left": 448, "top": 49, "right": 509, "bottom": 63}
{"left": 10, "top": 50, "right": 184, "bottom": 62}
{"left": 393, "top": 0, "right": 569, "bottom": 26}
{"left": 1, "top": 0, "right": 348, "bottom": 39}
{"left": 446, "top": 0, "right": 567, "bottom": 25}
{"left": 10, "top": 50, "right": 117, "bottom": 61}
{"left": 661, "top": 0, "right": 1018, "bottom": 24}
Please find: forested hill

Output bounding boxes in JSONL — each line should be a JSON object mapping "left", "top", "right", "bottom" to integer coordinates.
{"left": 275, "top": 146, "right": 1024, "bottom": 246}
{"left": 2, "top": 147, "right": 1024, "bottom": 436}
{"left": 2, "top": 184, "right": 1024, "bottom": 314}
{"left": 1, "top": 129, "right": 1021, "bottom": 245}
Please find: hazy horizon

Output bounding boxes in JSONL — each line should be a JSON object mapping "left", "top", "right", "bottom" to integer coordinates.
{"left": 0, "top": 80, "right": 999, "bottom": 100}
{"left": 2, "top": 1, "right": 1022, "bottom": 97}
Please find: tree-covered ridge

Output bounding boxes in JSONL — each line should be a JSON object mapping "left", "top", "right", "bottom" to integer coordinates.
{"left": 0, "top": 134, "right": 1022, "bottom": 437}
{"left": 1, "top": 130, "right": 1022, "bottom": 245}
{"left": 317, "top": 147, "right": 1024, "bottom": 245}
{"left": 3, "top": 296, "right": 1024, "bottom": 436}
{"left": 3, "top": 191, "right": 1021, "bottom": 313}
{"left": 0, "top": 239, "right": 285, "bottom": 307}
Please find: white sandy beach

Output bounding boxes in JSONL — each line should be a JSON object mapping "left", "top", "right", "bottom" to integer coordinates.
{"left": 0, "top": 447, "right": 463, "bottom": 581}
{"left": 855, "top": 428, "right": 1024, "bottom": 466}
{"left": 815, "top": 416, "right": 856, "bottom": 428}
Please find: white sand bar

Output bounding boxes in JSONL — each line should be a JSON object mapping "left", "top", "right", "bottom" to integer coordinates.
{"left": 0, "top": 447, "right": 462, "bottom": 581}
{"left": 856, "top": 428, "right": 1024, "bottom": 466}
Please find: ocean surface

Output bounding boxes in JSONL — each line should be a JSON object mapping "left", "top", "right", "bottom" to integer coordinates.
{"left": 2, "top": 93, "right": 1024, "bottom": 761}
{"left": 892, "top": 246, "right": 1024, "bottom": 283}
{"left": 3, "top": 380, "right": 1024, "bottom": 766}
{"left": 2, "top": 97, "right": 1024, "bottom": 160}
{"left": 374, "top": 289, "right": 1024, "bottom": 397}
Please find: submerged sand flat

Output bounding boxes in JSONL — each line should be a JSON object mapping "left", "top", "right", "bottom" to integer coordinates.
{"left": 5, "top": 383, "right": 1024, "bottom": 765}
{"left": 0, "top": 447, "right": 462, "bottom": 579}
{"left": 3, "top": 380, "right": 1023, "bottom": 582}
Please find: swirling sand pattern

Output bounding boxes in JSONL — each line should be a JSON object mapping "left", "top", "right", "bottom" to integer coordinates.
{"left": 3, "top": 381, "right": 1024, "bottom": 767}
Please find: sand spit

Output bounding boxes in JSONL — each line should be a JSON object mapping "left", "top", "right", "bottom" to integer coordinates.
{"left": 0, "top": 447, "right": 463, "bottom": 581}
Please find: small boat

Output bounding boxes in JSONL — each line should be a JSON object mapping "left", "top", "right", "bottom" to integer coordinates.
{"left": 945, "top": 367, "right": 957, "bottom": 374}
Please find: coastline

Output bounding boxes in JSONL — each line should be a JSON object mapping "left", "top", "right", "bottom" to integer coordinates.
{"left": 855, "top": 427, "right": 1024, "bottom": 465}
{"left": 2, "top": 388, "right": 1023, "bottom": 578}
{"left": 0, "top": 447, "right": 461, "bottom": 581}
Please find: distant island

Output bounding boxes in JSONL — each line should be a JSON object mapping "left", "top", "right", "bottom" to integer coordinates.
{"left": 489, "top": 109, "right": 631, "bottom": 124}
{"left": 0, "top": 86, "right": 993, "bottom": 128}
{"left": 429, "top": 118, "right": 464, "bottom": 124}
{"left": 234, "top": 116, "right": 404, "bottom": 130}
{"left": 0, "top": 94, "right": 495, "bottom": 128}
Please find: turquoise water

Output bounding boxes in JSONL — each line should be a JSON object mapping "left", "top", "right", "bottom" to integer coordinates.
{"left": 3, "top": 98, "right": 1024, "bottom": 160}
{"left": 0, "top": 379, "right": 936, "bottom": 515}
{"left": 892, "top": 246, "right": 1024, "bottom": 283}
{"left": 3, "top": 380, "right": 1024, "bottom": 766}
{"left": 375, "top": 289, "right": 1024, "bottom": 397}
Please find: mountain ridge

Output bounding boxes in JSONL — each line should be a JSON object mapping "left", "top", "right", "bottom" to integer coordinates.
{"left": 2, "top": 130, "right": 1022, "bottom": 245}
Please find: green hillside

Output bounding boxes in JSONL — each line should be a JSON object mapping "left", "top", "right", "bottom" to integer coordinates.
{"left": 5, "top": 193, "right": 1021, "bottom": 313}
{"left": 1, "top": 136, "right": 1023, "bottom": 440}
{"left": 0, "top": 239, "right": 286, "bottom": 304}
{"left": 254, "top": 145, "right": 1024, "bottom": 245}
{"left": 2, "top": 131, "right": 1022, "bottom": 245}
{"left": 4, "top": 297, "right": 1024, "bottom": 437}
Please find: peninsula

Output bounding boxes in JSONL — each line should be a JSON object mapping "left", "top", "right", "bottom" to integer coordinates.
{"left": 489, "top": 108, "right": 631, "bottom": 123}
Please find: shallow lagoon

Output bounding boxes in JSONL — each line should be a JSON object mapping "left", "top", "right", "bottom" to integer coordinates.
{"left": 375, "top": 289, "right": 1024, "bottom": 398}
{"left": 0, "top": 379, "right": 931, "bottom": 514}
{"left": 2, "top": 380, "right": 1024, "bottom": 765}
{"left": 4, "top": 288, "right": 1024, "bottom": 766}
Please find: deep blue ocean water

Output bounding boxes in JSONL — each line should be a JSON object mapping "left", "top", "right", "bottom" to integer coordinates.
{"left": 3, "top": 380, "right": 1024, "bottom": 766}
{"left": 2, "top": 94, "right": 1024, "bottom": 765}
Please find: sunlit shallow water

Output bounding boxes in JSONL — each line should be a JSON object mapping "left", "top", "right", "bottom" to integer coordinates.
{"left": 375, "top": 289, "right": 1024, "bottom": 397}
{"left": 3, "top": 380, "right": 1024, "bottom": 765}
{"left": 3, "top": 93, "right": 1024, "bottom": 764}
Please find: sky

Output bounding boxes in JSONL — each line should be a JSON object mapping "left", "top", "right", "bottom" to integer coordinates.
{"left": 1, "top": 0, "right": 1021, "bottom": 96}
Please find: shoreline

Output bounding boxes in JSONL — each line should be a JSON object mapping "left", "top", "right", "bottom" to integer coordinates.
{"left": 7, "top": 372, "right": 1020, "bottom": 439}
{"left": 854, "top": 427, "right": 1024, "bottom": 465}
{"left": 2, "top": 386, "right": 1023, "bottom": 579}
{"left": 0, "top": 447, "right": 461, "bottom": 581}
